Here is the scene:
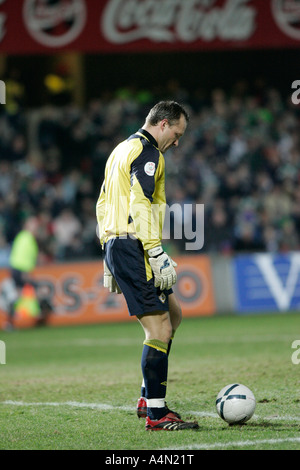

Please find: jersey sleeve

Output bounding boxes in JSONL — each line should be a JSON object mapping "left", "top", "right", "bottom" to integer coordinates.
{"left": 96, "top": 181, "right": 106, "bottom": 247}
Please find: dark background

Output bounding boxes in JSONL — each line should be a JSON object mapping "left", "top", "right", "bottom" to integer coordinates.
{"left": 6, "top": 47, "right": 300, "bottom": 107}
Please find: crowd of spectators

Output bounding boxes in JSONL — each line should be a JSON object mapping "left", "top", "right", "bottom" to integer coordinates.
{"left": 0, "top": 78, "right": 300, "bottom": 266}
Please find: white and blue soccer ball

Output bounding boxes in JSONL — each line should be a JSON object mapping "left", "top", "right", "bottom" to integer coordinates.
{"left": 216, "top": 383, "right": 256, "bottom": 424}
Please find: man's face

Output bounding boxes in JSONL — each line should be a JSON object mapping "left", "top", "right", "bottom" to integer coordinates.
{"left": 157, "top": 114, "right": 187, "bottom": 153}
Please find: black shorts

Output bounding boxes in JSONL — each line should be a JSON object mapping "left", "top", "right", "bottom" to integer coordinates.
{"left": 104, "top": 237, "right": 172, "bottom": 316}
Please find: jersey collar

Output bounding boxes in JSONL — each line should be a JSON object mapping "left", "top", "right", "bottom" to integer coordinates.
{"left": 137, "top": 128, "right": 158, "bottom": 148}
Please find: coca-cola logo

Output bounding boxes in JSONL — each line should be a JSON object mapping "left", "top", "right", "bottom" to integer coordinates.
{"left": 23, "top": 0, "right": 86, "bottom": 47}
{"left": 272, "top": 0, "right": 300, "bottom": 40}
{"left": 101, "top": 0, "right": 256, "bottom": 44}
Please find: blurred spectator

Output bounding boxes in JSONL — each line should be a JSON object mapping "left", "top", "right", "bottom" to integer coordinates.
{"left": 0, "top": 233, "right": 10, "bottom": 267}
{"left": 3, "top": 217, "right": 52, "bottom": 329}
{"left": 233, "top": 223, "right": 265, "bottom": 252}
{"left": 0, "top": 161, "right": 13, "bottom": 196}
{"left": 37, "top": 210, "right": 55, "bottom": 263}
{"left": 204, "top": 201, "right": 232, "bottom": 254}
{"left": 52, "top": 207, "right": 82, "bottom": 260}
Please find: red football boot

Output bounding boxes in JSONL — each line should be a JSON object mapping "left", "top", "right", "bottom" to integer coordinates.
{"left": 145, "top": 412, "right": 199, "bottom": 431}
{"left": 136, "top": 397, "right": 182, "bottom": 419}
{"left": 136, "top": 397, "right": 147, "bottom": 419}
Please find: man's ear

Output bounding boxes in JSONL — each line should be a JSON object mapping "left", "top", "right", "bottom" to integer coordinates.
{"left": 160, "top": 119, "right": 168, "bottom": 130}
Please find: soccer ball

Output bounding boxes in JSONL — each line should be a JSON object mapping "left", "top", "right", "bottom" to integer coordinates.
{"left": 216, "top": 383, "right": 256, "bottom": 425}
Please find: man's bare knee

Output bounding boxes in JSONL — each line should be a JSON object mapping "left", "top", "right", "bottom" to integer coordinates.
{"left": 138, "top": 310, "right": 173, "bottom": 344}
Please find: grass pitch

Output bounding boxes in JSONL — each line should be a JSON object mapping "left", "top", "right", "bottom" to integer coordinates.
{"left": 0, "top": 312, "right": 299, "bottom": 451}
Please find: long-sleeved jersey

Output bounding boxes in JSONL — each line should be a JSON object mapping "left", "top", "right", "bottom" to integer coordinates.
{"left": 96, "top": 128, "right": 166, "bottom": 252}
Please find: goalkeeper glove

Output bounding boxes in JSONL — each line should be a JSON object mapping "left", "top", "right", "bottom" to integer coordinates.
{"left": 148, "top": 246, "right": 177, "bottom": 291}
{"left": 103, "top": 260, "right": 122, "bottom": 294}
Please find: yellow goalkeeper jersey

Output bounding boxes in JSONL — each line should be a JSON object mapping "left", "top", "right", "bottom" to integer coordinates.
{"left": 96, "top": 128, "right": 166, "bottom": 252}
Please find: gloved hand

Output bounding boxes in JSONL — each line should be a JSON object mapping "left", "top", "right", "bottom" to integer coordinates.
{"left": 103, "top": 260, "right": 122, "bottom": 294}
{"left": 148, "top": 246, "right": 177, "bottom": 291}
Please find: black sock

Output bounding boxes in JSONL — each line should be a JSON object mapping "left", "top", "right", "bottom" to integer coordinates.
{"left": 141, "top": 336, "right": 173, "bottom": 398}
{"left": 141, "top": 340, "right": 168, "bottom": 420}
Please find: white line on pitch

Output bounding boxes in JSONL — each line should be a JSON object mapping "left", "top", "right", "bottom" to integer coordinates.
{"left": 0, "top": 400, "right": 134, "bottom": 412}
{"left": 1, "top": 400, "right": 300, "bottom": 424}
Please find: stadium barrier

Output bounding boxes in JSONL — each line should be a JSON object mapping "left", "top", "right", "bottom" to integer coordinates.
{"left": 1, "top": 252, "right": 299, "bottom": 329}
{"left": 0, "top": 255, "right": 216, "bottom": 329}
{"left": 232, "top": 252, "right": 300, "bottom": 313}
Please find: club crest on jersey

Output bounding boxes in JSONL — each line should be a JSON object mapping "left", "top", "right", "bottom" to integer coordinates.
{"left": 159, "top": 292, "right": 166, "bottom": 304}
{"left": 144, "top": 161, "right": 155, "bottom": 176}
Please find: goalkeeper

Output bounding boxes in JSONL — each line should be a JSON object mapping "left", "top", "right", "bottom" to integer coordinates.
{"left": 96, "top": 101, "right": 198, "bottom": 431}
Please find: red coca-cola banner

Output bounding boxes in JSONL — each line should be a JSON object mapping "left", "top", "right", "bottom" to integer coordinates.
{"left": 0, "top": 0, "right": 300, "bottom": 55}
